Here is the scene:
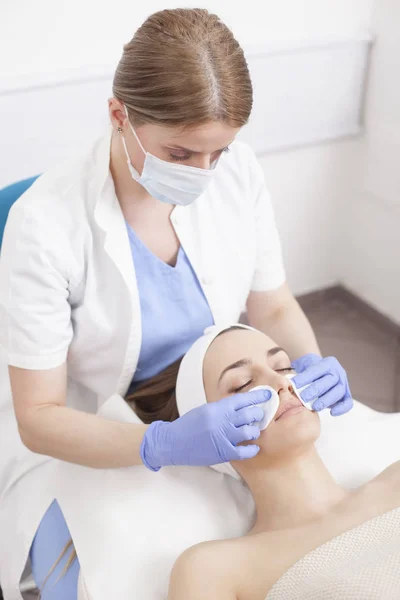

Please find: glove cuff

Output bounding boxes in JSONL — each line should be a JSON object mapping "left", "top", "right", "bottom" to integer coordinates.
{"left": 140, "top": 420, "right": 170, "bottom": 472}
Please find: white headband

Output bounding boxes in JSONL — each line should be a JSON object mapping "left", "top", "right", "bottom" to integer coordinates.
{"left": 176, "top": 324, "right": 255, "bottom": 480}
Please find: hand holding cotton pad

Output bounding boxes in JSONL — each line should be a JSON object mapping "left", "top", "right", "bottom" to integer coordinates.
{"left": 249, "top": 376, "right": 318, "bottom": 431}
{"left": 286, "top": 373, "right": 318, "bottom": 410}
{"left": 248, "top": 386, "right": 280, "bottom": 430}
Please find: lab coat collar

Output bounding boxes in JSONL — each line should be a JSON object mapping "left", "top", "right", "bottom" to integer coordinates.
{"left": 93, "top": 127, "right": 137, "bottom": 297}
{"left": 93, "top": 126, "right": 115, "bottom": 233}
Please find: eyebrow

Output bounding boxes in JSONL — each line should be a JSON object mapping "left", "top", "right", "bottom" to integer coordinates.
{"left": 165, "top": 142, "right": 234, "bottom": 154}
{"left": 218, "top": 359, "right": 252, "bottom": 384}
{"left": 267, "top": 346, "right": 286, "bottom": 359}
{"left": 217, "top": 347, "right": 286, "bottom": 384}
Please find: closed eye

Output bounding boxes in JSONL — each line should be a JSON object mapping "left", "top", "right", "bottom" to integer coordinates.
{"left": 230, "top": 366, "right": 294, "bottom": 393}
{"left": 169, "top": 154, "right": 192, "bottom": 162}
{"left": 169, "top": 146, "right": 231, "bottom": 162}
{"left": 231, "top": 379, "right": 253, "bottom": 394}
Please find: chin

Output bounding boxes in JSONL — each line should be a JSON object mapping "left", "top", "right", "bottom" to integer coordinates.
{"left": 258, "top": 409, "right": 320, "bottom": 454}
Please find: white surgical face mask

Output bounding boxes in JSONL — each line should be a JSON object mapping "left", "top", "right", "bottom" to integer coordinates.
{"left": 120, "top": 106, "right": 219, "bottom": 206}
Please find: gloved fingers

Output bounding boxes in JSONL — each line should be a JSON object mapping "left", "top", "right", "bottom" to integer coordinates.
{"left": 291, "top": 353, "right": 322, "bottom": 373}
{"left": 230, "top": 424, "right": 261, "bottom": 446}
{"left": 292, "top": 358, "right": 338, "bottom": 389}
{"left": 231, "top": 388, "right": 272, "bottom": 411}
{"left": 233, "top": 444, "right": 261, "bottom": 461}
{"left": 300, "top": 373, "right": 338, "bottom": 403}
{"left": 311, "top": 383, "right": 346, "bottom": 411}
{"left": 232, "top": 405, "right": 265, "bottom": 428}
{"left": 330, "top": 396, "right": 354, "bottom": 416}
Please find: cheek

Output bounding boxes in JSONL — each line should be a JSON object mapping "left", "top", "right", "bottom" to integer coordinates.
{"left": 203, "top": 379, "right": 217, "bottom": 403}
{"left": 203, "top": 369, "right": 231, "bottom": 403}
{"left": 307, "top": 412, "right": 321, "bottom": 439}
{"left": 131, "top": 147, "right": 146, "bottom": 172}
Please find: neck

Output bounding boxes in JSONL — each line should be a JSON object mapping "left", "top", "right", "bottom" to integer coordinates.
{"left": 110, "top": 132, "right": 171, "bottom": 219}
{"left": 244, "top": 448, "right": 349, "bottom": 533}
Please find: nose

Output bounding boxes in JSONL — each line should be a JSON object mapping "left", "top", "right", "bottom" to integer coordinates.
{"left": 190, "top": 156, "right": 212, "bottom": 169}
{"left": 190, "top": 152, "right": 220, "bottom": 170}
{"left": 269, "top": 371, "right": 297, "bottom": 401}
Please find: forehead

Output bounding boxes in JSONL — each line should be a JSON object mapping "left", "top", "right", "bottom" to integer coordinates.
{"left": 141, "top": 120, "right": 240, "bottom": 151}
{"left": 204, "top": 329, "right": 276, "bottom": 373}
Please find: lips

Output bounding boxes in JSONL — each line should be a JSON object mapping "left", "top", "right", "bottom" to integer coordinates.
{"left": 274, "top": 397, "right": 303, "bottom": 421}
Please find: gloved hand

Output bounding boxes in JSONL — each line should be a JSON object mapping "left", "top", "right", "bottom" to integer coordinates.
{"left": 140, "top": 389, "right": 272, "bottom": 471}
{"left": 291, "top": 353, "right": 353, "bottom": 416}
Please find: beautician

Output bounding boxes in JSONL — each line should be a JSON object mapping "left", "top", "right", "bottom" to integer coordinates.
{"left": 0, "top": 7, "right": 353, "bottom": 599}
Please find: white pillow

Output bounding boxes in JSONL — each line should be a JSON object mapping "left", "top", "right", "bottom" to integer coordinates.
{"left": 316, "top": 399, "right": 400, "bottom": 488}
{"left": 67, "top": 396, "right": 400, "bottom": 600}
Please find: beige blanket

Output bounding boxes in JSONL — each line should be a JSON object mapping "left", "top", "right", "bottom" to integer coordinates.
{"left": 266, "top": 506, "right": 400, "bottom": 599}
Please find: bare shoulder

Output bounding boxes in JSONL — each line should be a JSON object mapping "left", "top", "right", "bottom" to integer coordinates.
{"left": 167, "top": 534, "right": 275, "bottom": 600}
{"left": 168, "top": 538, "right": 239, "bottom": 600}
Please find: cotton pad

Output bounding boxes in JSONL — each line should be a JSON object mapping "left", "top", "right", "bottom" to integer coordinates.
{"left": 248, "top": 385, "right": 280, "bottom": 430}
{"left": 285, "top": 373, "right": 317, "bottom": 410}
{"left": 249, "top": 376, "right": 317, "bottom": 430}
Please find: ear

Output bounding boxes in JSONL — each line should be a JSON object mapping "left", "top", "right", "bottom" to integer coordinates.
{"left": 108, "top": 97, "right": 128, "bottom": 131}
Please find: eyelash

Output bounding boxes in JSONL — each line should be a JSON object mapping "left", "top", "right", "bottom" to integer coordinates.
{"left": 231, "top": 368, "right": 295, "bottom": 393}
{"left": 169, "top": 146, "right": 231, "bottom": 162}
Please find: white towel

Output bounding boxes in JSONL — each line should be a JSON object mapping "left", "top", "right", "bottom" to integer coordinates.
{"left": 266, "top": 506, "right": 400, "bottom": 599}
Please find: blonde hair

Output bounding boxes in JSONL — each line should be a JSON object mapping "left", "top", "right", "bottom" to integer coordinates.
{"left": 113, "top": 8, "right": 253, "bottom": 128}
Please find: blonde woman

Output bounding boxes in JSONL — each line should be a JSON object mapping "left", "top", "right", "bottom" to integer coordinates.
{"left": 0, "top": 9, "right": 351, "bottom": 599}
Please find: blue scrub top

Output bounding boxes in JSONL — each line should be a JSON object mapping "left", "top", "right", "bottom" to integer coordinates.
{"left": 126, "top": 222, "right": 214, "bottom": 388}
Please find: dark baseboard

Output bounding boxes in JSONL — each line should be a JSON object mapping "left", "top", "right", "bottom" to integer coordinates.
{"left": 297, "top": 284, "right": 400, "bottom": 337}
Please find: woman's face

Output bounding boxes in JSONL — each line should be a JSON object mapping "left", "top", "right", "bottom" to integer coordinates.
{"left": 110, "top": 100, "right": 240, "bottom": 171}
{"left": 203, "top": 328, "right": 320, "bottom": 464}
{"left": 131, "top": 121, "right": 239, "bottom": 170}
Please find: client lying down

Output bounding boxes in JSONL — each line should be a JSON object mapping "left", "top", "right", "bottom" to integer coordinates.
{"left": 51, "top": 324, "right": 399, "bottom": 598}
{"left": 168, "top": 325, "right": 400, "bottom": 600}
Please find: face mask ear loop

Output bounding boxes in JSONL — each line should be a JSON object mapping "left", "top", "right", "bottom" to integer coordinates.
{"left": 123, "top": 104, "right": 147, "bottom": 155}
{"left": 120, "top": 134, "right": 133, "bottom": 169}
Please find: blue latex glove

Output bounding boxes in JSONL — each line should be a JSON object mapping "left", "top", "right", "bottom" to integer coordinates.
{"left": 291, "top": 353, "right": 353, "bottom": 416}
{"left": 140, "top": 389, "right": 272, "bottom": 471}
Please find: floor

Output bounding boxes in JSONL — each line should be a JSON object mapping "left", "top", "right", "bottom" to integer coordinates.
{"left": 299, "top": 288, "right": 400, "bottom": 413}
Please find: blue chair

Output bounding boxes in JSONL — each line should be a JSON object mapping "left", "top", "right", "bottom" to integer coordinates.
{"left": 0, "top": 176, "right": 40, "bottom": 251}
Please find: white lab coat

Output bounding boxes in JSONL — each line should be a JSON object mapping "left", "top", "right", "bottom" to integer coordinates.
{"left": 0, "top": 128, "right": 285, "bottom": 598}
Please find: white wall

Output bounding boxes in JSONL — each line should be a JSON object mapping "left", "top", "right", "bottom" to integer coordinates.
{"left": 262, "top": 138, "right": 362, "bottom": 295}
{"left": 0, "top": 1, "right": 377, "bottom": 301}
{"left": 339, "top": 0, "right": 400, "bottom": 324}
{"left": 0, "top": 39, "right": 370, "bottom": 185}
{"left": 1, "top": 0, "right": 374, "bottom": 76}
